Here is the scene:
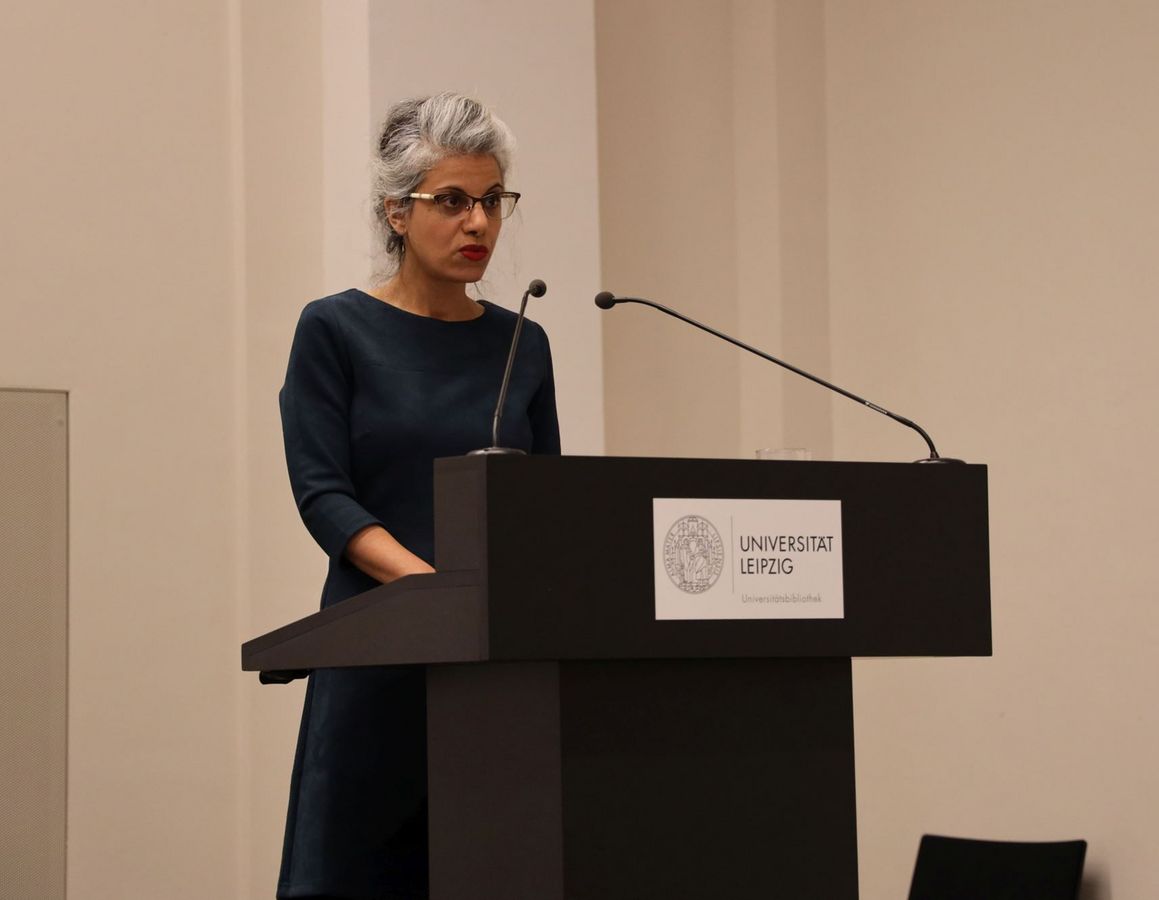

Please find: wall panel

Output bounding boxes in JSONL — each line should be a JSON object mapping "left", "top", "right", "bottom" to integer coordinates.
{"left": 0, "top": 390, "right": 68, "bottom": 900}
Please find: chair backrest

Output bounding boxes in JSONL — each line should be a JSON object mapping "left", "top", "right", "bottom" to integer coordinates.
{"left": 907, "top": 834, "right": 1087, "bottom": 900}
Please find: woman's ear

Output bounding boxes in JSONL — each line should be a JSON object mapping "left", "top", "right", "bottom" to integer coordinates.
{"left": 385, "top": 199, "right": 408, "bottom": 236}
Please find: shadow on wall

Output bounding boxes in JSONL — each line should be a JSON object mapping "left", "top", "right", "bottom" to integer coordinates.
{"left": 1078, "top": 867, "right": 1110, "bottom": 900}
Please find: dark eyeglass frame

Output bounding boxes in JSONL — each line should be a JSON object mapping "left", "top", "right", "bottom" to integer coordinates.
{"left": 408, "top": 190, "right": 521, "bottom": 219}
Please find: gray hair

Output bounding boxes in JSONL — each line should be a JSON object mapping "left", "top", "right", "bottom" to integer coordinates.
{"left": 372, "top": 92, "right": 516, "bottom": 271}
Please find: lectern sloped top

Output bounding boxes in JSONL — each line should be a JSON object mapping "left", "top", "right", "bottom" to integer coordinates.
{"left": 242, "top": 455, "right": 991, "bottom": 675}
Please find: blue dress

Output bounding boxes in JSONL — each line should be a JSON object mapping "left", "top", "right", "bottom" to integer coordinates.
{"left": 276, "top": 289, "right": 561, "bottom": 899}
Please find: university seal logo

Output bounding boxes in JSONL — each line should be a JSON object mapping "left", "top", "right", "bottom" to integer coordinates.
{"left": 663, "top": 515, "right": 725, "bottom": 594}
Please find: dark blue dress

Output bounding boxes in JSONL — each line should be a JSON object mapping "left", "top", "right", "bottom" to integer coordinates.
{"left": 276, "top": 289, "right": 561, "bottom": 899}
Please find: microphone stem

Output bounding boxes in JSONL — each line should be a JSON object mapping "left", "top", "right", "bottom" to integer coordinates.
{"left": 492, "top": 287, "right": 531, "bottom": 447}
{"left": 615, "top": 297, "right": 942, "bottom": 460}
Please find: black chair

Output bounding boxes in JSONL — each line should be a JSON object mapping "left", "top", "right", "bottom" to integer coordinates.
{"left": 907, "top": 834, "right": 1087, "bottom": 900}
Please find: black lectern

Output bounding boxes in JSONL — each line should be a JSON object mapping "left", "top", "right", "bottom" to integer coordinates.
{"left": 243, "top": 455, "right": 990, "bottom": 900}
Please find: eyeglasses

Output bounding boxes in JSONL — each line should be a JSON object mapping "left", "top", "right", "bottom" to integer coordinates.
{"left": 408, "top": 190, "right": 521, "bottom": 219}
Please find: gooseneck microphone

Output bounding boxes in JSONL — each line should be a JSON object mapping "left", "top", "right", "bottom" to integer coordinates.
{"left": 594, "top": 291, "right": 961, "bottom": 463}
{"left": 470, "top": 278, "right": 548, "bottom": 456}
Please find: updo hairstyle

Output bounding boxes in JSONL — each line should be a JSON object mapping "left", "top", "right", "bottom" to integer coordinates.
{"left": 372, "top": 92, "right": 516, "bottom": 271}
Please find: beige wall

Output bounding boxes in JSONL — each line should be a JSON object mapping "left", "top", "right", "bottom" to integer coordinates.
{"left": 1, "top": 3, "right": 242, "bottom": 896}
{"left": 596, "top": 0, "right": 834, "bottom": 460}
{"left": 597, "top": 1, "right": 742, "bottom": 458}
{"left": 598, "top": 1, "right": 1159, "bottom": 897}
{"left": 0, "top": 391, "right": 68, "bottom": 899}
{"left": 827, "top": 3, "right": 1159, "bottom": 897}
{"left": 236, "top": 2, "right": 327, "bottom": 895}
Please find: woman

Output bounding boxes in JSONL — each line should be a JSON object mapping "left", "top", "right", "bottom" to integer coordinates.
{"left": 277, "top": 93, "right": 560, "bottom": 899}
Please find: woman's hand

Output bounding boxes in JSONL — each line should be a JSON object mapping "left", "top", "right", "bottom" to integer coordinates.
{"left": 344, "top": 524, "right": 436, "bottom": 584}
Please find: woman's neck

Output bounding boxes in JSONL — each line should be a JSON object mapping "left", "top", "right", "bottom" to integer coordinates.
{"left": 371, "top": 267, "right": 482, "bottom": 321}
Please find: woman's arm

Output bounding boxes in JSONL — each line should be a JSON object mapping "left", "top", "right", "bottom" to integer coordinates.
{"left": 529, "top": 324, "right": 562, "bottom": 454}
{"left": 281, "top": 300, "right": 432, "bottom": 585}
{"left": 344, "top": 524, "right": 435, "bottom": 583}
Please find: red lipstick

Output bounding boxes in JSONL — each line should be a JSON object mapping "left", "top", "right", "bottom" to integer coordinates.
{"left": 460, "top": 245, "right": 488, "bottom": 261}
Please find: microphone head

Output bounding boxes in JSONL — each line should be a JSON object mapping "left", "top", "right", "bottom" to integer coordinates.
{"left": 594, "top": 291, "right": 617, "bottom": 310}
{"left": 528, "top": 278, "right": 547, "bottom": 298}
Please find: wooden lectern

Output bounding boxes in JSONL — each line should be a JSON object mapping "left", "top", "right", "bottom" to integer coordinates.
{"left": 243, "top": 455, "right": 990, "bottom": 900}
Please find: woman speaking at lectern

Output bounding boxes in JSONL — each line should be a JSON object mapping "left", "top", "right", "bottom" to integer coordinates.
{"left": 277, "top": 93, "right": 560, "bottom": 899}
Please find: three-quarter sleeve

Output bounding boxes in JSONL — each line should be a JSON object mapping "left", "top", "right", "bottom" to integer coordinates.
{"left": 529, "top": 323, "right": 562, "bottom": 455}
{"left": 279, "top": 301, "right": 384, "bottom": 560}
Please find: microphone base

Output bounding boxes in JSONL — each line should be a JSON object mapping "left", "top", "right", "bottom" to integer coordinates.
{"left": 915, "top": 456, "right": 966, "bottom": 464}
{"left": 467, "top": 446, "right": 527, "bottom": 456}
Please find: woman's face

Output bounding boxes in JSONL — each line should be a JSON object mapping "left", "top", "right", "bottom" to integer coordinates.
{"left": 390, "top": 153, "right": 504, "bottom": 285}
